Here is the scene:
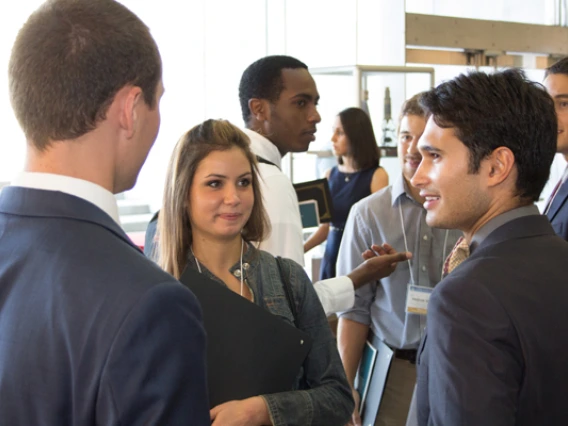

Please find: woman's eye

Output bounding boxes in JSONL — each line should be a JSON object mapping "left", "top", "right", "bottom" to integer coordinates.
{"left": 238, "top": 178, "right": 251, "bottom": 187}
{"left": 207, "top": 180, "right": 221, "bottom": 188}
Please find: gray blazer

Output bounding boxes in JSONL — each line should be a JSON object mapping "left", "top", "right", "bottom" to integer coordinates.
{"left": 0, "top": 187, "right": 210, "bottom": 425}
{"left": 417, "top": 214, "right": 568, "bottom": 425}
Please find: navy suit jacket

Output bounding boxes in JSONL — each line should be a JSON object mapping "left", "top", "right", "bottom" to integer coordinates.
{"left": 417, "top": 214, "right": 568, "bottom": 426}
{"left": 0, "top": 187, "right": 210, "bottom": 425}
{"left": 546, "top": 179, "right": 568, "bottom": 240}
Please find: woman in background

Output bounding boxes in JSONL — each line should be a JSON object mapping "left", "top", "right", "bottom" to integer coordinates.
{"left": 157, "top": 119, "right": 353, "bottom": 426}
{"left": 304, "top": 107, "right": 389, "bottom": 280}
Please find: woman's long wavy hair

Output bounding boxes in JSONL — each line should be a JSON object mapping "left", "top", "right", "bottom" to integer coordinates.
{"left": 157, "top": 119, "right": 270, "bottom": 278}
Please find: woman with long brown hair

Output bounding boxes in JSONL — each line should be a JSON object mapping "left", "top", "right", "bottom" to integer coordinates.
{"left": 156, "top": 119, "right": 353, "bottom": 426}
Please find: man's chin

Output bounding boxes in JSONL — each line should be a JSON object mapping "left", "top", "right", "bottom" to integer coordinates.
{"left": 425, "top": 212, "right": 443, "bottom": 229}
{"left": 291, "top": 143, "right": 311, "bottom": 153}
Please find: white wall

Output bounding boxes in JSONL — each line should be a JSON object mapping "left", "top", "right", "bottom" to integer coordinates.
{"left": 1, "top": 0, "right": 562, "bottom": 210}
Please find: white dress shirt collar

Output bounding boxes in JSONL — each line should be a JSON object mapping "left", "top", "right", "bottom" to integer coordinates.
{"left": 10, "top": 172, "right": 120, "bottom": 225}
{"left": 242, "top": 128, "right": 282, "bottom": 169}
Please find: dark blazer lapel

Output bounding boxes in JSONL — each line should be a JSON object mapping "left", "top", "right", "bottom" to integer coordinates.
{"left": 546, "top": 180, "right": 568, "bottom": 222}
{"left": 0, "top": 186, "right": 137, "bottom": 250}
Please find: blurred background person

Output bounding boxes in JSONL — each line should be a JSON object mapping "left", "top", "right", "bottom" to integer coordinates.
{"left": 304, "top": 107, "right": 389, "bottom": 280}
{"left": 336, "top": 94, "right": 460, "bottom": 426}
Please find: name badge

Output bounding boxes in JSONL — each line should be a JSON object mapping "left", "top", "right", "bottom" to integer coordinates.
{"left": 405, "top": 284, "right": 433, "bottom": 315}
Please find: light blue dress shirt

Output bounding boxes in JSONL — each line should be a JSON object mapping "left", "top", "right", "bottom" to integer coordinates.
{"left": 337, "top": 174, "right": 461, "bottom": 349}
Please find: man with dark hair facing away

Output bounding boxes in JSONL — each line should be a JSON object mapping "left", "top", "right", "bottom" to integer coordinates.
{"left": 413, "top": 68, "right": 568, "bottom": 425}
{"left": 0, "top": 1, "right": 209, "bottom": 424}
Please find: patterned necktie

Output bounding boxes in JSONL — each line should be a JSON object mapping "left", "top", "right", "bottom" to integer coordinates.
{"left": 442, "top": 236, "right": 470, "bottom": 278}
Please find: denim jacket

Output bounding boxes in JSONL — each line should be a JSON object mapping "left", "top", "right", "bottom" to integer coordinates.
{"left": 186, "top": 243, "right": 354, "bottom": 426}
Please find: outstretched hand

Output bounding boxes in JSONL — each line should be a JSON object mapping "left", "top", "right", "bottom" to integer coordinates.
{"left": 347, "top": 243, "right": 411, "bottom": 289}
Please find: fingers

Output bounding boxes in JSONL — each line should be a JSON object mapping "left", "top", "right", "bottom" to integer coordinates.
{"left": 352, "top": 412, "right": 363, "bottom": 426}
{"left": 362, "top": 244, "right": 387, "bottom": 260}
{"left": 371, "top": 244, "right": 387, "bottom": 255}
{"left": 365, "top": 251, "right": 410, "bottom": 267}
{"left": 210, "top": 403, "right": 226, "bottom": 421}
{"left": 384, "top": 251, "right": 412, "bottom": 263}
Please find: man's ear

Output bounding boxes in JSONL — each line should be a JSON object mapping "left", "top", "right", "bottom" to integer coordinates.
{"left": 487, "top": 146, "right": 515, "bottom": 187}
{"left": 118, "top": 86, "right": 144, "bottom": 139}
{"left": 248, "top": 98, "right": 269, "bottom": 122}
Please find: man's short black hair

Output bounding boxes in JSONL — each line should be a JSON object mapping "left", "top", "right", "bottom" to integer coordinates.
{"left": 238, "top": 55, "right": 308, "bottom": 124}
{"left": 420, "top": 68, "right": 557, "bottom": 202}
{"left": 545, "top": 56, "right": 568, "bottom": 78}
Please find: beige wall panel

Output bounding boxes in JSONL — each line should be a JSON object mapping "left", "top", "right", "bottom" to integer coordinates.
{"left": 406, "top": 13, "right": 568, "bottom": 56}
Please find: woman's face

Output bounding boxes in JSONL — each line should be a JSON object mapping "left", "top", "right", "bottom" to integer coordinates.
{"left": 188, "top": 147, "right": 254, "bottom": 242}
{"left": 331, "top": 116, "right": 350, "bottom": 157}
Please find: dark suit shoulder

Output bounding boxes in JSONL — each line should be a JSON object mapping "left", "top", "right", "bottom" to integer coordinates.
{"left": 0, "top": 201, "right": 209, "bottom": 424}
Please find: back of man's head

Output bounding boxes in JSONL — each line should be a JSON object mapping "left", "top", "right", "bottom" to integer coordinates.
{"left": 420, "top": 68, "right": 557, "bottom": 202}
{"left": 9, "top": 0, "right": 162, "bottom": 150}
{"left": 545, "top": 56, "right": 568, "bottom": 78}
{"left": 238, "top": 55, "right": 307, "bottom": 126}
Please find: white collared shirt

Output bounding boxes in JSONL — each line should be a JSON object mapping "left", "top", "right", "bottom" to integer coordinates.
{"left": 243, "top": 128, "right": 356, "bottom": 316}
{"left": 314, "top": 276, "right": 354, "bottom": 316}
{"left": 243, "top": 128, "right": 304, "bottom": 266}
{"left": 10, "top": 172, "right": 120, "bottom": 225}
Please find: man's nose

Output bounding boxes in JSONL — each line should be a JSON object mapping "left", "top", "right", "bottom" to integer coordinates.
{"left": 407, "top": 137, "right": 419, "bottom": 155}
{"left": 309, "top": 106, "right": 321, "bottom": 124}
{"left": 410, "top": 161, "right": 427, "bottom": 188}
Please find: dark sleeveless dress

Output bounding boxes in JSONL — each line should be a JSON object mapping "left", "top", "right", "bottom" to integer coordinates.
{"left": 320, "top": 166, "right": 378, "bottom": 280}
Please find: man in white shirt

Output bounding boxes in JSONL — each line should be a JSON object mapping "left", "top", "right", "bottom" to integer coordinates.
{"left": 0, "top": 1, "right": 209, "bottom": 424}
{"left": 238, "top": 56, "right": 410, "bottom": 316}
{"left": 239, "top": 55, "right": 320, "bottom": 266}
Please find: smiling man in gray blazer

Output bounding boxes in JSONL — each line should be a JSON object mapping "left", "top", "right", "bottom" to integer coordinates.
{"left": 412, "top": 69, "right": 568, "bottom": 425}
{"left": 0, "top": 1, "right": 209, "bottom": 425}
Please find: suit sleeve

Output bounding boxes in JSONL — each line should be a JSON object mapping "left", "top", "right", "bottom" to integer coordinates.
{"left": 424, "top": 277, "right": 522, "bottom": 426}
{"left": 96, "top": 281, "right": 210, "bottom": 425}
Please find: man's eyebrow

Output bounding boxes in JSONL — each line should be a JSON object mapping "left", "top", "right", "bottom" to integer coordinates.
{"left": 554, "top": 94, "right": 568, "bottom": 100}
{"left": 419, "top": 145, "right": 443, "bottom": 154}
{"left": 290, "top": 93, "right": 319, "bottom": 102}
